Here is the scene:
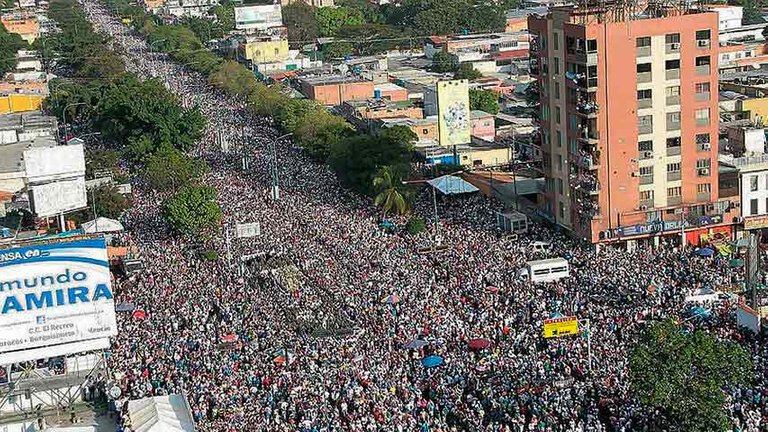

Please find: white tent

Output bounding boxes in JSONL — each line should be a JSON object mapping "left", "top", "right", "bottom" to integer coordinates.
{"left": 81, "top": 217, "right": 124, "bottom": 234}
{"left": 127, "top": 394, "right": 196, "bottom": 432}
{"left": 426, "top": 175, "right": 479, "bottom": 195}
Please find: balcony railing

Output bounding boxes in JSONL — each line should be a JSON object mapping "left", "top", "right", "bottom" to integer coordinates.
{"left": 695, "top": 65, "right": 711, "bottom": 75}
{"left": 667, "top": 171, "right": 681, "bottom": 181}
{"left": 666, "top": 69, "right": 680, "bottom": 80}
{"left": 667, "top": 121, "right": 681, "bottom": 131}
{"left": 668, "top": 196, "right": 683, "bottom": 205}
{"left": 638, "top": 98, "right": 652, "bottom": 109}
{"left": 638, "top": 123, "right": 653, "bottom": 135}
{"left": 696, "top": 117, "right": 711, "bottom": 127}
{"left": 667, "top": 146, "right": 681, "bottom": 156}
{"left": 639, "top": 175, "right": 654, "bottom": 185}
{"left": 636, "top": 46, "right": 651, "bottom": 57}
{"left": 666, "top": 95, "right": 680, "bottom": 105}
{"left": 695, "top": 91, "right": 711, "bottom": 102}
{"left": 637, "top": 72, "right": 652, "bottom": 83}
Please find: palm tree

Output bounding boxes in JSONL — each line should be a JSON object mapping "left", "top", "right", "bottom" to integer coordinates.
{"left": 373, "top": 166, "right": 408, "bottom": 216}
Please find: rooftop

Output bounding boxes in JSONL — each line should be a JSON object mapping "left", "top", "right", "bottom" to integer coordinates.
{"left": 0, "top": 135, "right": 57, "bottom": 174}
{"left": 299, "top": 74, "right": 369, "bottom": 86}
{"left": 471, "top": 110, "right": 494, "bottom": 119}
{"left": 0, "top": 112, "right": 57, "bottom": 131}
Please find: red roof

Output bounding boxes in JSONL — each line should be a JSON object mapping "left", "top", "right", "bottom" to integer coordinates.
{"left": 493, "top": 49, "right": 529, "bottom": 60}
{"left": 0, "top": 190, "right": 12, "bottom": 202}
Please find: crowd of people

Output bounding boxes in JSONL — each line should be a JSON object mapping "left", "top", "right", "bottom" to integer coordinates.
{"left": 79, "top": 1, "right": 768, "bottom": 431}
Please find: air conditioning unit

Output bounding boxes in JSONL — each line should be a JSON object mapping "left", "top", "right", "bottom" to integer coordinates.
{"left": 631, "top": 171, "right": 640, "bottom": 177}
{"left": 701, "top": 142, "right": 711, "bottom": 150}
{"left": 734, "top": 216, "right": 744, "bottom": 223}
{"left": 643, "top": 151, "right": 654, "bottom": 158}
{"left": 697, "top": 40, "right": 709, "bottom": 47}
{"left": 699, "top": 168, "right": 710, "bottom": 175}
{"left": 670, "top": 42, "right": 681, "bottom": 50}
{"left": 640, "top": 205, "right": 649, "bottom": 211}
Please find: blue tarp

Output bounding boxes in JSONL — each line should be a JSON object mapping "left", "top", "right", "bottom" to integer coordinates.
{"left": 427, "top": 175, "right": 479, "bottom": 195}
{"left": 422, "top": 355, "right": 444, "bottom": 368}
{"left": 695, "top": 247, "right": 715, "bottom": 257}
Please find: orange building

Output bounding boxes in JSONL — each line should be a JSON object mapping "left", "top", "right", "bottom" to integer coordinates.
{"left": 1, "top": 14, "right": 39, "bottom": 43}
{"left": 530, "top": 6, "right": 738, "bottom": 246}
{"left": 299, "top": 76, "right": 374, "bottom": 106}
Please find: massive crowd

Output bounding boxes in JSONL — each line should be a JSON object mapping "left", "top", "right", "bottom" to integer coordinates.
{"left": 78, "top": 1, "right": 768, "bottom": 431}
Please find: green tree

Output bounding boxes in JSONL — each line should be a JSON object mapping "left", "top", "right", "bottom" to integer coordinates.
{"left": 212, "top": 2, "right": 235, "bottom": 32}
{"left": 143, "top": 148, "right": 208, "bottom": 191}
{"left": 337, "top": 0, "right": 384, "bottom": 23}
{"left": 317, "top": 6, "right": 366, "bottom": 37}
{"left": 373, "top": 166, "right": 408, "bottom": 215}
{"left": 86, "top": 149, "right": 120, "bottom": 179}
{"left": 90, "top": 185, "right": 131, "bottom": 220}
{"left": 388, "top": 0, "right": 507, "bottom": 35}
{"left": 469, "top": 89, "right": 499, "bottom": 114}
{"left": 210, "top": 60, "right": 259, "bottom": 98}
{"left": 0, "top": 24, "right": 27, "bottom": 75}
{"left": 430, "top": 51, "right": 457, "bottom": 73}
{"left": 405, "top": 216, "right": 426, "bottom": 234}
{"left": 323, "top": 41, "right": 354, "bottom": 59}
{"left": 454, "top": 63, "right": 483, "bottom": 80}
{"left": 182, "top": 16, "right": 224, "bottom": 42}
{"left": 164, "top": 185, "right": 222, "bottom": 235}
{"left": 628, "top": 320, "right": 753, "bottom": 432}
{"left": 336, "top": 24, "right": 411, "bottom": 56}
{"left": 282, "top": 2, "right": 319, "bottom": 47}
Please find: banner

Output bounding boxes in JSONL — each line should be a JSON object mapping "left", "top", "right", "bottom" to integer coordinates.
{"left": 437, "top": 80, "right": 471, "bottom": 146}
{"left": 543, "top": 316, "right": 579, "bottom": 338}
{"left": 0, "top": 238, "right": 117, "bottom": 360}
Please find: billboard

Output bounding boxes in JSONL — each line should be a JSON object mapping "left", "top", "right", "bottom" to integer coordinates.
{"left": 234, "top": 5, "right": 283, "bottom": 31}
{"left": 543, "top": 316, "right": 579, "bottom": 338}
{"left": 436, "top": 80, "right": 471, "bottom": 147}
{"left": 235, "top": 222, "right": 260, "bottom": 238}
{"left": 29, "top": 177, "right": 87, "bottom": 217}
{"left": 23, "top": 144, "right": 85, "bottom": 184}
{"left": 0, "top": 238, "right": 117, "bottom": 362}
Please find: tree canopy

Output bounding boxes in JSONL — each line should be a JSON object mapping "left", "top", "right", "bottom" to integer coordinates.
{"left": 317, "top": 6, "right": 365, "bottom": 37}
{"left": 469, "top": 89, "right": 499, "bottom": 114}
{"left": 628, "top": 320, "right": 753, "bottom": 432}
{"left": 282, "top": 2, "right": 319, "bottom": 47}
{"left": 384, "top": 0, "right": 511, "bottom": 35}
{"left": 164, "top": 185, "right": 222, "bottom": 235}
{"left": 143, "top": 148, "right": 208, "bottom": 191}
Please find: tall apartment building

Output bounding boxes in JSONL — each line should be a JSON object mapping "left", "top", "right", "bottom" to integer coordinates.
{"left": 529, "top": 5, "right": 739, "bottom": 246}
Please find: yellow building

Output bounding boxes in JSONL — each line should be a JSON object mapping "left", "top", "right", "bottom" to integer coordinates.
{"left": 740, "top": 97, "right": 768, "bottom": 123}
{"left": 239, "top": 39, "right": 290, "bottom": 63}
{"left": 0, "top": 94, "right": 44, "bottom": 113}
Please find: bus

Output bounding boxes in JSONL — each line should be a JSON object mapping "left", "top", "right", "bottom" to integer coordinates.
{"left": 518, "top": 257, "right": 570, "bottom": 283}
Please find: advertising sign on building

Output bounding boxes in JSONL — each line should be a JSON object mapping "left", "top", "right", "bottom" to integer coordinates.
{"left": 235, "top": 222, "right": 260, "bottom": 238}
{"left": 29, "top": 177, "right": 87, "bottom": 217}
{"left": 23, "top": 144, "right": 85, "bottom": 184}
{"left": 0, "top": 238, "right": 118, "bottom": 362}
{"left": 234, "top": 4, "right": 283, "bottom": 31}
{"left": 436, "top": 80, "right": 471, "bottom": 147}
{"left": 744, "top": 215, "right": 768, "bottom": 230}
{"left": 543, "top": 316, "right": 579, "bottom": 338}
{"left": 736, "top": 303, "right": 761, "bottom": 333}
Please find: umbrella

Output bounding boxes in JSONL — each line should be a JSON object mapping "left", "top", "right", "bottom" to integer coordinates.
{"left": 221, "top": 334, "right": 238, "bottom": 343}
{"left": 421, "top": 355, "right": 444, "bottom": 368}
{"left": 690, "top": 306, "right": 711, "bottom": 318}
{"left": 468, "top": 338, "right": 491, "bottom": 350}
{"left": 729, "top": 259, "right": 744, "bottom": 268}
{"left": 403, "top": 339, "right": 429, "bottom": 349}
{"left": 549, "top": 312, "right": 565, "bottom": 319}
{"left": 485, "top": 286, "right": 499, "bottom": 293}
{"left": 132, "top": 309, "right": 146, "bottom": 320}
{"left": 383, "top": 294, "right": 400, "bottom": 304}
{"left": 695, "top": 247, "right": 715, "bottom": 257}
{"left": 115, "top": 302, "right": 136, "bottom": 312}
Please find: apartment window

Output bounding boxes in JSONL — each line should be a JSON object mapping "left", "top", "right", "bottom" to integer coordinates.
{"left": 666, "top": 86, "right": 680, "bottom": 96}
{"left": 751, "top": 198, "right": 759, "bottom": 215}
{"left": 695, "top": 29, "right": 711, "bottom": 47}
{"left": 640, "top": 190, "right": 654, "bottom": 201}
{"left": 422, "top": 128, "right": 429, "bottom": 135}
{"left": 587, "top": 39, "right": 597, "bottom": 53}
{"left": 553, "top": 34, "right": 559, "bottom": 51}
{"left": 559, "top": 203, "right": 565, "bottom": 220}
{"left": 695, "top": 108, "right": 710, "bottom": 125}
{"left": 696, "top": 159, "right": 711, "bottom": 169}
{"left": 746, "top": 50, "right": 753, "bottom": 57}
{"left": 636, "top": 37, "right": 651, "bottom": 48}
{"left": 695, "top": 82, "right": 710, "bottom": 101}
{"left": 554, "top": 82, "right": 560, "bottom": 99}
{"left": 667, "top": 186, "right": 682, "bottom": 197}
{"left": 569, "top": 114, "right": 578, "bottom": 130}
{"left": 638, "top": 115, "right": 653, "bottom": 133}
{"left": 557, "top": 154, "right": 563, "bottom": 171}
{"left": 557, "top": 178, "right": 563, "bottom": 194}
{"left": 637, "top": 63, "right": 652, "bottom": 73}
{"left": 555, "top": 106, "right": 561, "bottom": 124}
{"left": 695, "top": 56, "right": 711, "bottom": 74}
{"left": 569, "top": 138, "right": 578, "bottom": 153}
{"left": 667, "top": 112, "right": 681, "bottom": 130}
{"left": 556, "top": 130, "right": 562, "bottom": 147}
{"left": 696, "top": 133, "right": 710, "bottom": 146}
{"left": 751, "top": 175, "right": 759, "bottom": 191}
{"left": 667, "top": 162, "right": 681, "bottom": 173}
{"left": 637, "top": 89, "right": 652, "bottom": 100}
{"left": 639, "top": 140, "right": 653, "bottom": 151}
{"left": 554, "top": 57, "right": 560, "bottom": 75}
{"left": 639, "top": 166, "right": 653, "bottom": 176}
{"left": 723, "top": 53, "right": 730, "bottom": 60}
{"left": 666, "top": 59, "right": 680, "bottom": 70}
{"left": 667, "top": 137, "right": 681, "bottom": 148}
{"left": 697, "top": 183, "right": 711, "bottom": 193}
{"left": 665, "top": 33, "right": 680, "bottom": 44}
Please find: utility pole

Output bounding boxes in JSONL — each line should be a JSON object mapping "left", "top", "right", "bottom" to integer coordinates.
{"left": 225, "top": 226, "right": 232, "bottom": 269}
{"left": 270, "top": 133, "right": 293, "bottom": 201}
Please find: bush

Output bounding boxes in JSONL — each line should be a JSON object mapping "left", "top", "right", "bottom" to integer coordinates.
{"left": 406, "top": 216, "right": 426, "bottom": 234}
{"left": 201, "top": 249, "right": 219, "bottom": 261}
{"left": 163, "top": 185, "right": 222, "bottom": 235}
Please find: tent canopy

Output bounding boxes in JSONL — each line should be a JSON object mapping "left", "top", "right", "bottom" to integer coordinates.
{"left": 128, "top": 394, "right": 196, "bottom": 432}
{"left": 427, "top": 175, "right": 479, "bottom": 195}
{"left": 82, "top": 217, "right": 124, "bottom": 234}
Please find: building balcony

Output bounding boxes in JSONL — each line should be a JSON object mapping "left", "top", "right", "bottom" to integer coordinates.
{"left": 638, "top": 98, "right": 652, "bottom": 109}
{"left": 668, "top": 196, "right": 683, "bottom": 205}
{"left": 696, "top": 117, "right": 711, "bottom": 127}
{"left": 666, "top": 69, "right": 680, "bottom": 80}
{"left": 572, "top": 175, "right": 600, "bottom": 195}
{"left": 695, "top": 65, "right": 711, "bottom": 75}
{"left": 695, "top": 91, "right": 711, "bottom": 102}
{"left": 574, "top": 195, "right": 600, "bottom": 218}
{"left": 638, "top": 124, "right": 653, "bottom": 135}
{"left": 667, "top": 121, "right": 681, "bottom": 131}
{"left": 637, "top": 72, "right": 652, "bottom": 83}
{"left": 636, "top": 46, "right": 651, "bottom": 57}
{"left": 572, "top": 151, "right": 600, "bottom": 170}
{"left": 665, "top": 43, "right": 681, "bottom": 54}
{"left": 639, "top": 174, "right": 654, "bottom": 185}
{"left": 666, "top": 95, "right": 680, "bottom": 106}
{"left": 697, "top": 191, "right": 712, "bottom": 202}
{"left": 639, "top": 199, "right": 654, "bottom": 209}
{"left": 667, "top": 171, "right": 681, "bottom": 181}
{"left": 667, "top": 146, "right": 681, "bottom": 156}
{"left": 576, "top": 100, "right": 599, "bottom": 116}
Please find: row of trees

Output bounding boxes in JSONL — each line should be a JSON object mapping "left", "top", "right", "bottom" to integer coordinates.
{"left": 43, "top": 0, "right": 221, "bottom": 235}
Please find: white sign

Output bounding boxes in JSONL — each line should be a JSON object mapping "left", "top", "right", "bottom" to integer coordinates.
{"left": 234, "top": 4, "right": 283, "bottom": 31}
{"left": 29, "top": 177, "right": 87, "bottom": 217}
{"left": 0, "top": 238, "right": 118, "bottom": 362}
{"left": 235, "top": 223, "right": 260, "bottom": 238}
{"left": 23, "top": 144, "right": 86, "bottom": 184}
{"left": 736, "top": 304, "right": 761, "bottom": 333}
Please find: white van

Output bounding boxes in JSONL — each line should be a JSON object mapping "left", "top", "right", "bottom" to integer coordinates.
{"left": 518, "top": 257, "right": 570, "bottom": 283}
{"left": 530, "top": 241, "right": 553, "bottom": 254}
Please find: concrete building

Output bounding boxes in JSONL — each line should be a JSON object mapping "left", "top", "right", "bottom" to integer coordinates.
{"left": 0, "top": 13, "right": 39, "bottom": 43}
{"left": 340, "top": 99, "right": 423, "bottom": 130}
{"left": 471, "top": 110, "right": 496, "bottom": 141}
{"left": 298, "top": 75, "right": 374, "bottom": 106}
{"left": 719, "top": 125, "right": 768, "bottom": 231}
{"left": 161, "top": 0, "right": 219, "bottom": 18}
{"left": 529, "top": 5, "right": 738, "bottom": 245}
{"left": 424, "top": 33, "right": 530, "bottom": 63}
{"left": 0, "top": 112, "right": 58, "bottom": 194}
{"left": 373, "top": 82, "right": 408, "bottom": 102}
{"left": 376, "top": 117, "right": 439, "bottom": 145}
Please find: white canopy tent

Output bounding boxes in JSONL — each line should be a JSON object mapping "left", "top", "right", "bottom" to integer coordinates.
{"left": 426, "top": 175, "right": 479, "bottom": 195}
{"left": 127, "top": 394, "right": 196, "bottom": 432}
{"left": 81, "top": 217, "right": 124, "bottom": 234}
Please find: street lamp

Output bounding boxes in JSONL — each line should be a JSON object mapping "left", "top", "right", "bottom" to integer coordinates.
{"left": 402, "top": 169, "right": 463, "bottom": 250}
{"left": 270, "top": 133, "right": 293, "bottom": 200}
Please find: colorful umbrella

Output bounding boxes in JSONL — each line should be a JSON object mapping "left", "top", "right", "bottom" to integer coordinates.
{"left": 221, "top": 334, "right": 238, "bottom": 343}
{"left": 403, "top": 339, "right": 429, "bottom": 349}
{"left": 383, "top": 294, "right": 400, "bottom": 304}
{"left": 421, "top": 355, "right": 444, "bottom": 368}
{"left": 468, "top": 338, "right": 491, "bottom": 350}
{"left": 485, "top": 286, "right": 499, "bottom": 293}
{"left": 695, "top": 247, "right": 715, "bottom": 257}
{"left": 132, "top": 309, "right": 146, "bottom": 320}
